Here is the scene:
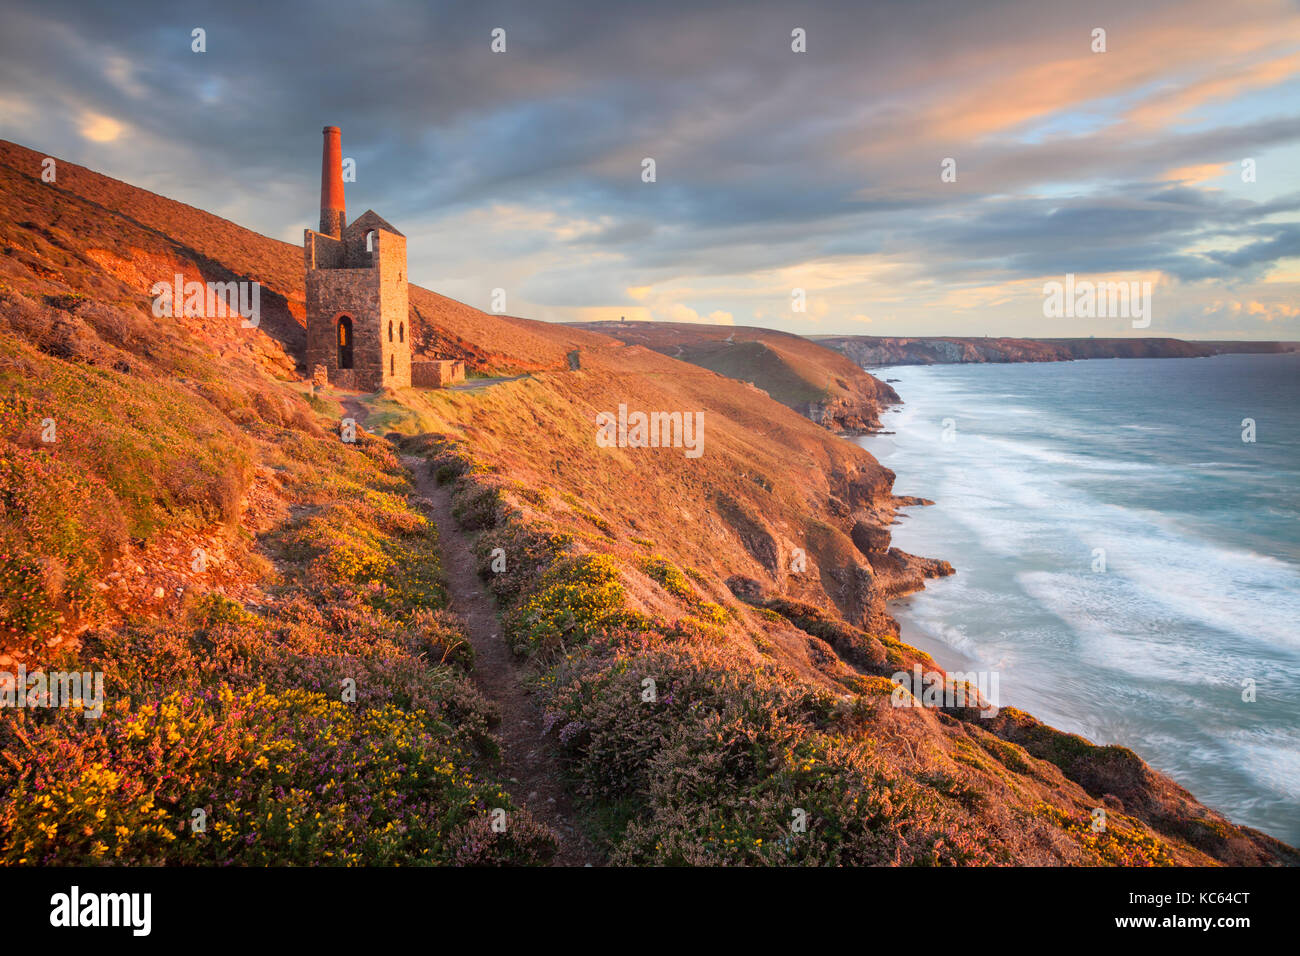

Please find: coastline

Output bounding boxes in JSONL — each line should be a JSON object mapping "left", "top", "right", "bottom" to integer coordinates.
{"left": 887, "top": 586, "right": 981, "bottom": 670}
{"left": 820, "top": 334, "right": 1299, "bottom": 368}
{"left": 856, "top": 355, "right": 1300, "bottom": 847}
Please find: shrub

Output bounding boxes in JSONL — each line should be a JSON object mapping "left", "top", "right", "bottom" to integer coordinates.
{"left": 616, "top": 732, "right": 991, "bottom": 866}
{"left": 1034, "top": 803, "right": 1175, "bottom": 867}
{"left": 0, "top": 686, "right": 545, "bottom": 865}
{"left": 447, "top": 810, "right": 559, "bottom": 866}
{"left": 451, "top": 482, "right": 503, "bottom": 531}
{"left": 640, "top": 555, "right": 695, "bottom": 601}
{"left": 506, "top": 554, "right": 642, "bottom": 655}
{"left": 762, "top": 597, "right": 891, "bottom": 672}
{"left": 475, "top": 522, "right": 575, "bottom": 608}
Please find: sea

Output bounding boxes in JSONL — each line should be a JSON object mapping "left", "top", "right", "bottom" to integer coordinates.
{"left": 857, "top": 352, "right": 1300, "bottom": 845}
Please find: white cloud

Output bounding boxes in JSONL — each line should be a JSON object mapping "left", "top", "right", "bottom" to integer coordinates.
{"left": 79, "top": 112, "right": 123, "bottom": 142}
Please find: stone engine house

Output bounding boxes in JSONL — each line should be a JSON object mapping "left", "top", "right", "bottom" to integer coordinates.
{"left": 304, "top": 126, "right": 411, "bottom": 390}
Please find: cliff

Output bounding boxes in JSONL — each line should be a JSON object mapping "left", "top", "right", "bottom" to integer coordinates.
{"left": 567, "top": 320, "right": 899, "bottom": 433}
{"left": 818, "top": 334, "right": 1298, "bottom": 367}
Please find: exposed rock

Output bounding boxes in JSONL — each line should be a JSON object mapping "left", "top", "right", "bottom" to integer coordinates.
{"left": 822, "top": 563, "right": 877, "bottom": 630}
{"left": 725, "top": 575, "right": 768, "bottom": 604}
{"left": 850, "top": 518, "right": 891, "bottom": 554}
{"left": 866, "top": 547, "right": 955, "bottom": 601}
{"left": 716, "top": 493, "right": 780, "bottom": 577}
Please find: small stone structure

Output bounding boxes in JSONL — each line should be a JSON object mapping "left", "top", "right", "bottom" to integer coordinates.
{"left": 411, "top": 359, "right": 466, "bottom": 388}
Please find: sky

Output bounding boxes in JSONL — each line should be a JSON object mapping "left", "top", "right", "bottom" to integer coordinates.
{"left": 2, "top": 0, "right": 1299, "bottom": 339}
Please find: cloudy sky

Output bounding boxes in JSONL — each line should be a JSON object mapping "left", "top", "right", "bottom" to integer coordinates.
{"left": 2, "top": 0, "right": 1299, "bottom": 338}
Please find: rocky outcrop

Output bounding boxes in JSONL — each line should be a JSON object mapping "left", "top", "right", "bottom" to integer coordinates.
{"left": 865, "top": 547, "right": 955, "bottom": 601}
{"left": 850, "top": 517, "right": 891, "bottom": 554}
{"left": 807, "top": 394, "right": 895, "bottom": 434}
{"left": 715, "top": 493, "right": 781, "bottom": 576}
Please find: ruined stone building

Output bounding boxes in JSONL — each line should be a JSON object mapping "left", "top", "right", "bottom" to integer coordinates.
{"left": 304, "top": 126, "right": 467, "bottom": 391}
{"left": 304, "top": 126, "right": 411, "bottom": 390}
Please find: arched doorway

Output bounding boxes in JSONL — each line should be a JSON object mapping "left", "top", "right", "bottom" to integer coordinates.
{"left": 337, "top": 316, "right": 354, "bottom": 369}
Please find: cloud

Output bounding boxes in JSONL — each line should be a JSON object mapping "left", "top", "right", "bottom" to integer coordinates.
{"left": 78, "top": 112, "right": 123, "bottom": 142}
{"left": 1163, "top": 162, "right": 1231, "bottom": 185}
{"left": 1, "top": 0, "right": 1298, "bottom": 337}
{"left": 1206, "top": 299, "right": 1300, "bottom": 322}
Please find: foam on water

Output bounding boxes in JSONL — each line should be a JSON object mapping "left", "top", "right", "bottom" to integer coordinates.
{"left": 860, "top": 353, "right": 1300, "bottom": 845}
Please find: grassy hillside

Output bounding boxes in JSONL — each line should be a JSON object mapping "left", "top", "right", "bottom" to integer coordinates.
{"left": 0, "top": 142, "right": 552, "bottom": 865}
{"left": 569, "top": 320, "right": 899, "bottom": 432}
{"left": 0, "top": 139, "right": 1294, "bottom": 866}
{"left": 356, "top": 366, "right": 1295, "bottom": 865}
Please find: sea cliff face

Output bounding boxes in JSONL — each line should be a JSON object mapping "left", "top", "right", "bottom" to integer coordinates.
{"left": 817, "top": 335, "right": 1298, "bottom": 367}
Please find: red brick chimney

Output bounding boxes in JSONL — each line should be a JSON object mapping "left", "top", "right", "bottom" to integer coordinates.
{"left": 319, "top": 126, "right": 346, "bottom": 238}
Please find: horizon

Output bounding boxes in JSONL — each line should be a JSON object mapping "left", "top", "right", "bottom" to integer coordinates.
{"left": 2, "top": 0, "right": 1298, "bottom": 340}
{"left": 572, "top": 314, "right": 1300, "bottom": 343}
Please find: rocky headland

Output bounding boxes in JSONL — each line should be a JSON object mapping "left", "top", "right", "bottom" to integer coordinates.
{"left": 815, "top": 334, "right": 1298, "bottom": 367}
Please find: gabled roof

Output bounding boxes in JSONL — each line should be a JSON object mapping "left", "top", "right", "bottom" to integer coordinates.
{"left": 344, "top": 209, "right": 404, "bottom": 238}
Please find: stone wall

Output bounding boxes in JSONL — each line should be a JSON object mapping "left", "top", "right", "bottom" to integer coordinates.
{"left": 330, "top": 368, "right": 363, "bottom": 390}
{"left": 305, "top": 265, "right": 381, "bottom": 384}
{"left": 411, "top": 359, "right": 466, "bottom": 388}
{"left": 304, "top": 225, "right": 410, "bottom": 390}
{"left": 373, "top": 230, "right": 411, "bottom": 389}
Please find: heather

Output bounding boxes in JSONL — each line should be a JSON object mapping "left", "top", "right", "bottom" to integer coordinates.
{"left": 0, "top": 440, "right": 554, "bottom": 864}
{"left": 0, "top": 287, "right": 552, "bottom": 864}
{"left": 424, "top": 438, "right": 1271, "bottom": 866}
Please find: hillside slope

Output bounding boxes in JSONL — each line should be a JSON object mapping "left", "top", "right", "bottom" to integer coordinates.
{"left": 0, "top": 150, "right": 563, "bottom": 864}
{"left": 0, "top": 139, "right": 593, "bottom": 378}
{"left": 569, "top": 320, "right": 899, "bottom": 432}
{"left": 1, "top": 139, "right": 1293, "bottom": 866}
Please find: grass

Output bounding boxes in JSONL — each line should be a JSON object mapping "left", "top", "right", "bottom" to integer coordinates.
{"left": 0, "top": 320, "right": 255, "bottom": 655}
{"left": 427, "top": 441, "right": 1203, "bottom": 866}
{"left": 0, "top": 290, "right": 552, "bottom": 865}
